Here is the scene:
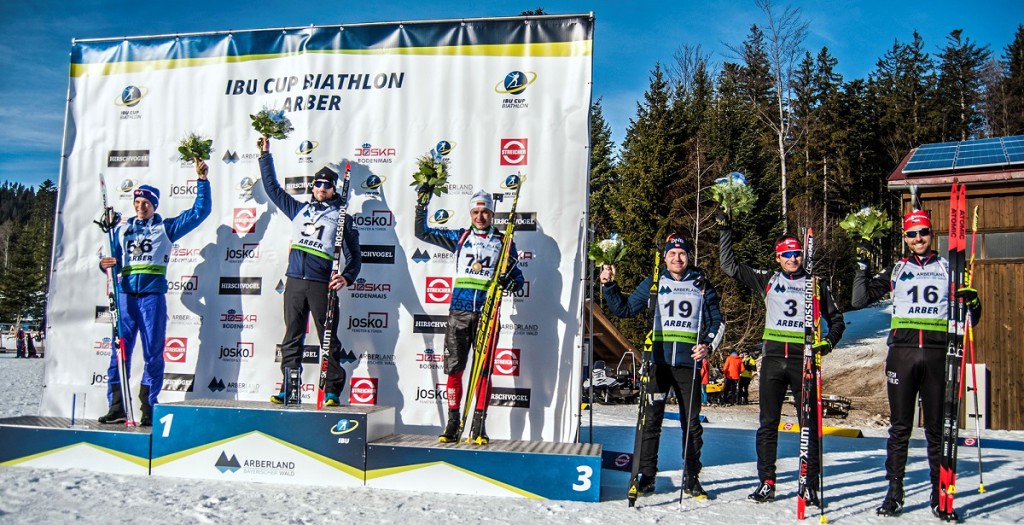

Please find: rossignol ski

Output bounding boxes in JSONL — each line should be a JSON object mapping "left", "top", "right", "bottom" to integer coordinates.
{"left": 938, "top": 183, "right": 967, "bottom": 519}
{"left": 457, "top": 175, "right": 525, "bottom": 444}
{"left": 95, "top": 172, "right": 136, "bottom": 426}
{"left": 316, "top": 163, "right": 352, "bottom": 410}
{"left": 797, "top": 228, "right": 825, "bottom": 522}
{"left": 627, "top": 249, "right": 661, "bottom": 508}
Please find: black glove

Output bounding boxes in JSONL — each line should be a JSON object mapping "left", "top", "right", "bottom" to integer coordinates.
{"left": 856, "top": 241, "right": 872, "bottom": 261}
{"left": 499, "top": 272, "right": 520, "bottom": 293}
{"left": 812, "top": 339, "right": 832, "bottom": 357}
{"left": 956, "top": 286, "right": 979, "bottom": 308}
{"left": 714, "top": 208, "right": 730, "bottom": 227}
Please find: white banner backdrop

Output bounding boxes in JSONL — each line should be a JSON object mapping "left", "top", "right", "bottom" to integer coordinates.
{"left": 45, "top": 16, "right": 593, "bottom": 442}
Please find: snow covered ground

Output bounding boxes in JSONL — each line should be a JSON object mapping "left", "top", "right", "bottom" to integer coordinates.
{"left": 1, "top": 305, "right": 1022, "bottom": 524}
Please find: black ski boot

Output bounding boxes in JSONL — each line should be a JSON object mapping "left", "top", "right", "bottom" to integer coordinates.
{"left": 637, "top": 474, "right": 656, "bottom": 494}
{"left": 98, "top": 386, "right": 127, "bottom": 424}
{"left": 876, "top": 480, "right": 904, "bottom": 516}
{"left": 139, "top": 385, "right": 152, "bottom": 427}
{"left": 684, "top": 475, "right": 709, "bottom": 499}
{"left": 931, "top": 486, "right": 960, "bottom": 522}
{"left": 748, "top": 479, "right": 775, "bottom": 503}
{"left": 468, "top": 411, "right": 489, "bottom": 445}
{"left": 438, "top": 409, "right": 460, "bottom": 443}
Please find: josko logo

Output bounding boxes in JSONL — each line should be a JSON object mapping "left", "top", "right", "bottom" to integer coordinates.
{"left": 495, "top": 71, "right": 538, "bottom": 95}
{"left": 170, "top": 179, "right": 198, "bottom": 199}
{"left": 163, "top": 337, "right": 187, "bottom": 363}
{"left": 233, "top": 208, "right": 257, "bottom": 233}
{"left": 225, "top": 242, "right": 260, "bottom": 262}
{"left": 347, "top": 312, "right": 389, "bottom": 332}
{"left": 349, "top": 377, "right": 378, "bottom": 405}
{"left": 354, "top": 210, "right": 394, "bottom": 229}
{"left": 493, "top": 348, "right": 521, "bottom": 376}
{"left": 218, "top": 342, "right": 255, "bottom": 360}
{"left": 425, "top": 276, "right": 453, "bottom": 304}
{"left": 499, "top": 138, "right": 528, "bottom": 166}
{"left": 167, "top": 275, "right": 199, "bottom": 294}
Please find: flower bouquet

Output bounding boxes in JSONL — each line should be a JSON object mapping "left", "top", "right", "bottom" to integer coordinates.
{"left": 410, "top": 150, "right": 451, "bottom": 205}
{"left": 588, "top": 233, "right": 627, "bottom": 267}
{"left": 840, "top": 206, "right": 892, "bottom": 242}
{"left": 177, "top": 132, "right": 213, "bottom": 161}
{"left": 249, "top": 107, "right": 293, "bottom": 140}
{"left": 709, "top": 171, "right": 757, "bottom": 218}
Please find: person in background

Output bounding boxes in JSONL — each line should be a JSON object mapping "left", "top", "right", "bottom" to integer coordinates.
{"left": 722, "top": 350, "right": 743, "bottom": 404}
{"left": 738, "top": 350, "right": 757, "bottom": 405}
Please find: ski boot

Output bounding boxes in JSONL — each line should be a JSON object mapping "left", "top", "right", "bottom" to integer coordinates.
{"left": 98, "top": 386, "right": 127, "bottom": 424}
{"left": 684, "top": 475, "right": 709, "bottom": 500}
{"left": 324, "top": 393, "right": 341, "bottom": 407}
{"left": 876, "top": 480, "right": 904, "bottom": 516}
{"left": 468, "top": 411, "right": 489, "bottom": 445}
{"left": 931, "top": 486, "right": 960, "bottom": 522}
{"left": 637, "top": 474, "right": 656, "bottom": 495}
{"left": 139, "top": 385, "right": 152, "bottom": 427}
{"left": 438, "top": 410, "right": 460, "bottom": 443}
{"left": 748, "top": 479, "right": 775, "bottom": 503}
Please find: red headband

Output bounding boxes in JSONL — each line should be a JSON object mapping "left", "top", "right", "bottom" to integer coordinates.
{"left": 775, "top": 237, "right": 802, "bottom": 254}
{"left": 903, "top": 210, "right": 931, "bottom": 231}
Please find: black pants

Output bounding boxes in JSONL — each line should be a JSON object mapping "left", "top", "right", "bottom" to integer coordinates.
{"left": 280, "top": 277, "right": 345, "bottom": 396}
{"left": 755, "top": 355, "right": 819, "bottom": 482}
{"left": 724, "top": 378, "right": 739, "bottom": 403}
{"left": 639, "top": 363, "right": 704, "bottom": 479}
{"left": 884, "top": 345, "right": 945, "bottom": 489}
{"left": 739, "top": 376, "right": 752, "bottom": 403}
{"left": 443, "top": 309, "right": 482, "bottom": 375}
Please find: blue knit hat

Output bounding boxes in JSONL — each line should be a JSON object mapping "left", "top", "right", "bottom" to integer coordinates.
{"left": 133, "top": 185, "right": 160, "bottom": 209}
{"left": 663, "top": 233, "right": 692, "bottom": 256}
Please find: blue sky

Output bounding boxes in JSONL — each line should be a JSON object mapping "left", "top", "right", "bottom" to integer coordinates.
{"left": 0, "top": 1, "right": 1020, "bottom": 189}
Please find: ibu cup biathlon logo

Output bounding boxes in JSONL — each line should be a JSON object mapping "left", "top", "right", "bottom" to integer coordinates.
{"left": 429, "top": 209, "right": 453, "bottom": 226}
{"left": 501, "top": 173, "right": 524, "bottom": 190}
{"left": 435, "top": 140, "right": 455, "bottom": 157}
{"left": 361, "top": 174, "right": 387, "bottom": 190}
{"left": 330, "top": 418, "right": 360, "bottom": 435}
{"left": 495, "top": 71, "right": 537, "bottom": 95}
{"left": 115, "top": 86, "right": 149, "bottom": 107}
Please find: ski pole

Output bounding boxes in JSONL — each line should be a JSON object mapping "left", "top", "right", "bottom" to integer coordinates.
{"left": 680, "top": 280, "right": 707, "bottom": 505}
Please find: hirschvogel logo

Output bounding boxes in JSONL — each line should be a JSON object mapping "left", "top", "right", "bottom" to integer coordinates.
{"left": 495, "top": 71, "right": 537, "bottom": 95}
{"left": 115, "top": 85, "right": 149, "bottom": 108}
{"left": 354, "top": 210, "right": 394, "bottom": 230}
{"left": 219, "top": 277, "right": 263, "bottom": 295}
{"left": 284, "top": 175, "right": 314, "bottom": 195}
{"left": 164, "top": 337, "right": 187, "bottom": 363}
{"left": 493, "top": 212, "right": 537, "bottom": 231}
{"left": 331, "top": 419, "right": 360, "bottom": 435}
{"left": 347, "top": 312, "right": 389, "bottom": 332}
{"left": 361, "top": 244, "right": 395, "bottom": 264}
{"left": 425, "top": 276, "right": 453, "bottom": 304}
{"left": 493, "top": 348, "right": 521, "bottom": 376}
{"left": 353, "top": 143, "right": 396, "bottom": 163}
{"left": 411, "top": 248, "right": 431, "bottom": 263}
{"left": 107, "top": 150, "right": 150, "bottom": 168}
{"left": 215, "top": 451, "right": 241, "bottom": 473}
{"left": 489, "top": 387, "right": 531, "bottom": 408}
{"left": 499, "top": 138, "right": 528, "bottom": 166}
{"left": 233, "top": 208, "right": 257, "bottom": 233}
{"left": 413, "top": 314, "right": 448, "bottom": 334}
{"left": 429, "top": 209, "right": 453, "bottom": 225}
{"left": 349, "top": 377, "right": 378, "bottom": 405}
{"left": 167, "top": 275, "right": 199, "bottom": 294}
{"left": 273, "top": 344, "right": 326, "bottom": 364}
{"left": 225, "top": 243, "right": 260, "bottom": 262}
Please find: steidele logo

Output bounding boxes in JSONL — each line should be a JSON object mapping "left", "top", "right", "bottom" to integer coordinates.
{"left": 346, "top": 278, "right": 391, "bottom": 300}
{"left": 219, "top": 276, "right": 262, "bottom": 295}
{"left": 214, "top": 451, "right": 295, "bottom": 477}
{"left": 415, "top": 348, "right": 443, "bottom": 370}
{"left": 346, "top": 312, "right": 389, "bottom": 333}
{"left": 167, "top": 275, "right": 199, "bottom": 295}
{"left": 107, "top": 150, "right": 150, "bottom": 168}
{"left": 220, "top": 309, "right": 257, "bottom": 330}
{"left": 360, "top": 244, "right": 395, "bottom": 264}
{"left": 114, "top": 85, "right": 148, "bottom": 119}
{"left": 494, "top": 70, "right": 537, "bottom": 109}
{"left": 353, "top": 210, "right": 394, "bottom": 231}
{"left": 163, "top": 373, "right": 195, "bottom": 392}
{"left": 353, "top": 142, "right": 396, "bottom": 164}
{"left": 224, "top": 242, "right": 260, "bottom": 263}
{"left": 412, "top": 314, "right": 447, "bottom": 334}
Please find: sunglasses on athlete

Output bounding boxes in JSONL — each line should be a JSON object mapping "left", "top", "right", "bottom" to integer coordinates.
{"left": 905, "top": 228, "right": 931, "bottom": 239}
{"left": 313, "top": 181, "right": 334, "bottom": 189}
{"left": 779, "top": 250, "right": 802, "bottom": 259}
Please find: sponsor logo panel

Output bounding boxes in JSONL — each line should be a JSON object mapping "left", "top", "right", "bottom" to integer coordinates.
{"left": 349, "top": 377, "right": 378, "bottom": 405}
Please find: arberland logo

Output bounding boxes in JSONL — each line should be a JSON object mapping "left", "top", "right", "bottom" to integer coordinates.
{"left": 495, "top": 71, "right": 537, "bottom": 96}
{"left": 774, "top": 283, "right": 788, "bottom": 293}
{"left": 492, "top": 212, "right": 537, "bottom": 232}
{"left": 413, "top": 314, "right": 448, "bottom": 334}
{"left": 108, "top": 150, "right": 150, "bottom": 168}
{"left": 223, "top": 150, "right": 240, "bottom": 164}
{"left": 115, "top": 85, "right": 149, "bottom": 107}
{"left": 331, "top": 419, "right": 360, "bottom": 435}
{"left": 411, "top": 248, "right": 430, "bottom": 263}
{"left": 659, "top": 286, "right": 672, "bottom": 295}
{"left": 209, "top": 378, "right": 226, "bottom": 392}
{"left": 163, "top": 373, "right": 195, "bottom": 392}
{"left": 360, "top": 244, "right": 395, "bottom": 264}
{"left": 215, "top": 451, "right": 241, "bottom": 473}
{"left": 284, "top": 175, "right": 314, "bottom": 195}
{"left": 220, "top": 277, "right": 262, "bottom": 295}
{"left": 900, "top": 271, "right": 915, "bottom": 281}
{"left": 499, "top": 138, "right": 527, "bottom": 166}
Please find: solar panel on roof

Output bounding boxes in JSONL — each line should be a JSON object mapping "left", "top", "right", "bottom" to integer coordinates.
{"left": 902, "top": 134, "right": 1024, "bottom": 174}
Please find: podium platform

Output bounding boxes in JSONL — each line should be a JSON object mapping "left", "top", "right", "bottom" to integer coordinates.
{"left": 366, "top": 434, "right": 603, "bottom": 502}
{"left": 150, "top": 399, "right": 394, "bottom": 487}
{"left": 0, "top": 416, "right": 151, "bottom": 475}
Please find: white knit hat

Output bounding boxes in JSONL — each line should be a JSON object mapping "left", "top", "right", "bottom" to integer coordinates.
{"left": 469, "top": 190, "right": 493, "bottom": 213}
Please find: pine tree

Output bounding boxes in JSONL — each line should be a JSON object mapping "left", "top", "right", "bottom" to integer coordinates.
{"left": 588, "top": 98, "right": 618, "bottom": 240}
{"left": 935, "top": 29, "right": 992, "bottom": 141}
{"left": 997, "top": 24, "right": 1024, "bottom": 135}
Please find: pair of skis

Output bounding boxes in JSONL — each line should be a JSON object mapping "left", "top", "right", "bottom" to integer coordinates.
{"left": 456, "top": 177, "right": 525, "bottom": 444}
{"left": 937, "top": 183, "right": 968, "bottom": 519}
{"left": 797, "top": 228, "right": 826, "bottom": 522}
{"left": 316, "top": 163, "right": 353, "bottom": 410}
{"left": 627, "top": 249, "right": 661, "bottom": 508}
{"left": 96, "top": 172, "right": 136, "bottom": 427}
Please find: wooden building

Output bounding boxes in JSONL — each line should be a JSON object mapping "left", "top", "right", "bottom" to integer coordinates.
{"left": 888, "top": 135, "right": 1024, "bottom": 430}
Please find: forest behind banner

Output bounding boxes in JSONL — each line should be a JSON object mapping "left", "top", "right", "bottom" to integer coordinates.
{"left": 45, "top": 15, "right": 593, "bottom": 442}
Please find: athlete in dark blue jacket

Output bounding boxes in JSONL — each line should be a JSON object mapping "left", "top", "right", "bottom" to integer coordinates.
{"left": 98, "top": 159, "right": 212, "bottom": 426}
{"left": 258, "top": 137, "right": 361, "bottom": 405}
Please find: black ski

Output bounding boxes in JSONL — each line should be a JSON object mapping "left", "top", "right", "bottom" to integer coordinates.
{"left": 316, "top": 163, "right": 352, "bottom": 410}
{"left": 796, "top": 228, "right": 819, "bottom": 520}
{"left": 627, "top": 249, "right": 661, "bottom": 507}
